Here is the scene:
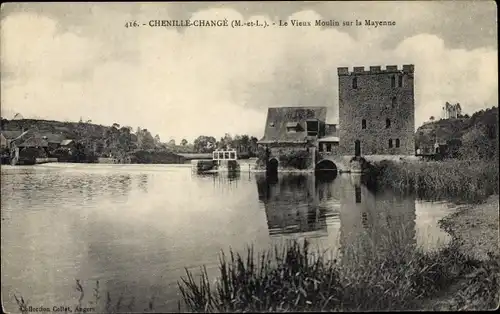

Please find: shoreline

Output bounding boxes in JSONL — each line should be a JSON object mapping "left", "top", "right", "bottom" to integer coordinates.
{"left": 422, "top": 195, "right": 500, "bottom": 310}
{"left": 439, "top": 195, "right": 499, "bottom": 261}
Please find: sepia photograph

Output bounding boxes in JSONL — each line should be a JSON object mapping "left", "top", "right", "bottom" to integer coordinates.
{"left": 1, "top": 1, "right": 498, "bottom": 313}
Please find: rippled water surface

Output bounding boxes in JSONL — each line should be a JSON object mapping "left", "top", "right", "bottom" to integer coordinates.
{"left": 1, "top": 163, "right": 457, "bottom": 312}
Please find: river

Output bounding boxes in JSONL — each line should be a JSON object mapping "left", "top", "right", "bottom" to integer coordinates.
{"left": 1, "top": 163, "right": 458, "bottom": 312}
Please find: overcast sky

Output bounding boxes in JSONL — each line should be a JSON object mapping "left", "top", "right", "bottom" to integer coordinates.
{"left": 1, "top": 1, "right": 497, "bottom": 142}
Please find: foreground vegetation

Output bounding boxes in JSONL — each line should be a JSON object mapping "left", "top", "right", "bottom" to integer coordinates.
{"left": 178, "top": 237, "right": 499, "bottom": 312}
{"left": 362, "top": 159, "right": 499, "bottom": 202}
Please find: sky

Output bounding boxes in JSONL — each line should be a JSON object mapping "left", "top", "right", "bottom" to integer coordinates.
{"left": 1, "top": 1, "right": 497, "bottom": 142}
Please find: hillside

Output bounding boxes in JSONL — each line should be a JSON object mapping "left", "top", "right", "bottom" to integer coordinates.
{"left": 1, "top": 118, "right": 122, "bottom": 141}
{"left": 415, "top": 106, "right": 498, "bottom": 159}
{"left": 0, "top": 118, "right": 167, "bottom": 162}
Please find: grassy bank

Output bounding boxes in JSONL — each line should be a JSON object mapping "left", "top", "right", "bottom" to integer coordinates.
{"left": 362, "top": 159, "right": 499, "bottom": 202}
{"left": 178, "top": 238, "right": 499, "bottom": 312}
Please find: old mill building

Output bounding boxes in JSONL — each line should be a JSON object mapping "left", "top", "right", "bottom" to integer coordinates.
{"left": 258, "top": 64, "right": 416, "bottom": 173}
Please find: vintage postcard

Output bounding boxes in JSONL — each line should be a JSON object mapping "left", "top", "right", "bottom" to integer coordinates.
{"left": 1, "top": 1, "right": 498, "bottom": 313}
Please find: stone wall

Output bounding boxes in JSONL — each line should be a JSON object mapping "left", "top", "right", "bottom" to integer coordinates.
{"left": 338, "top": 65, "right": 415, "bottom": 156}
{"left": 258, "top": 142, "right": 315, "bottom": 170}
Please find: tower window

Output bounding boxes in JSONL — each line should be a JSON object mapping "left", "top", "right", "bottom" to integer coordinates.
{"left": 326, "top": 143, "right": 332, "bottom": 152}
{"left": 398, "top": 75, "right": 403, "bottom": 87}
{"left": 386, "top": 119, "right": 391, "bottom": 128}
{"left": 352, "top": 77, "right": 358, "bottom": 89}
{"left": 391, "top": 97, "right": 396, "bottom": 108}
{"left": 362, "top": 119, "right": 366, "bottom": 129}
{"left": 396, "top": 139, "right": 400, "bottom": 148}
{"left": 391, "top": 75, "right": 396, "bottom": 88}
{"left": 389, "top": 139, "right": 393, "bottom": 148}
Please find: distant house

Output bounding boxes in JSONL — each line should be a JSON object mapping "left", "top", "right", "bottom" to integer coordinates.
{"left": 417, "top": 140, "right": 448, "bottom": 157}
{"left": 41, "top": 133, "right": 65, "bottom": 150}
{"left": 60, "top": 139, "right": 76, "bottom": 151}
{"left": 0, "top": 130, "right": 24, "bottom": 149}
{"left": 442, "top": 102, "right": 462, "bottom": 119}
{"left": 11, "top": 136, "right": 49, "bottom": 164}
{"left": 17, "top": 137, "right": 49, "bottom": 149}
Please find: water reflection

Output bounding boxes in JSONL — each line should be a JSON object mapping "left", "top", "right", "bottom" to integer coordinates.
{"left": 255, "top": 173, "right": 417, "bottom": 263}
{"left": 136, "top": 174, "right": 149, "bottom": 193}
{"left": 338, "top": 175, "right": 417, "bottom": 263}
{"left": 256, "top": 174, "right": 331, "bottom": 236}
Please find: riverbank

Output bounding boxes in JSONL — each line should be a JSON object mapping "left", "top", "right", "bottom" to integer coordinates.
{"left": 440, "top": 195, "right": 499, "bottom": 261}
{"left": 422, "top": 195, "right": 499, "bottom": 310}
{"left": 177, "top": 195, "right": 499, "bottom": 312}
{"left": 362, "top": 159, "right": 499, "bottom": 202}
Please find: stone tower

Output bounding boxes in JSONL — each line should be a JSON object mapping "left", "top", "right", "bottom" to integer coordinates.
{"left": 337, "top": 65, "right": 415, "bottom": 156}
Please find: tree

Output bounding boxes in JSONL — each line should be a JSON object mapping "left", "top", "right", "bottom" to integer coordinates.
{"left": 193, "top": 136, "right": 216, "bottom": 153}
{"left": 168, "top": 139, "right": 176, "bottom": 146}
{"left": 459, "top": 125, "right": 495, "bottom": 160}
{"left": 154, "top": 134, "right": 161, "bottom": 147}
{"left": 181, "top": 139, "right": 188, "bottom": 146}
{"left": 136, "top": 128, "right": 155, "bottom": 150}
{"left": 429, "top": 116, "right": 435, "bottom": 122}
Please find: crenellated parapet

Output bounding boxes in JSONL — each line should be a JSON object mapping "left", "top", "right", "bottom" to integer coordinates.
{"left": 337, "top": 65, "right": 414, "bottom": 76}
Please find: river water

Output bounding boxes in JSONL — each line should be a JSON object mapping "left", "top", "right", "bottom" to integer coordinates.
{"left": 1, "top": 162, "right": 458, "bottom": 312}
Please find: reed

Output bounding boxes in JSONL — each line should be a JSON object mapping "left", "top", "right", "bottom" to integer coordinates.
{"left": 363, "top": 160, "right": 499, "bottom": 202}
{"left": 178, "top": 238, "right": 500, "bottom": 312}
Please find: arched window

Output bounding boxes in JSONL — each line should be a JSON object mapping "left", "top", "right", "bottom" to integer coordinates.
{"left": 352, "top": 77, "right": 358, "bottom": 89}
{"left": 396, "top": 139, "right": 400, "bottom": 148}
{"left": 391, "top": 75, "right": 396, "bottom": 88}
{"left": 386, "top": 119, "right": 391, "bottom": 128}
{"left": 388, "top": 139, "right": 393, "bottom": 148}
{"left": 391, "top": 97, "right": 396, "bottom": 108}
{"left": 362, "top": 119, "right": 366, "bottom": 129}
{"left": 398, "top": 75, "right": 403, "bottom": 87}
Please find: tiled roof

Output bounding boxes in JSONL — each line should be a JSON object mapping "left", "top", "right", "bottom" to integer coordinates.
{"left": 259, "top": 107, "right": 327, "bottom": 143}
{"left": 17, "top": 137, "right": 49, "bottom": 148}
{"left": 0, "top": 130, "right": 23, "bottom": 139}
{"left": 40, "top": 133, "right": 65, "bottom": 143}
{"left": 60, "top": 139, "right": 74, "bottom": 146}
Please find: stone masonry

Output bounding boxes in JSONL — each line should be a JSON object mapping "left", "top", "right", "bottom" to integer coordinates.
{"left": 337, "top": 65, "right": 415, "bottom": 156}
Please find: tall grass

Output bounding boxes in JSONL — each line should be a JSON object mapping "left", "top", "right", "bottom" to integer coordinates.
{"left": 178, "top": 238, "right": 500, "bottom": 312}
{"left": 363, "top": 160, "right": 499, "bottom": 202}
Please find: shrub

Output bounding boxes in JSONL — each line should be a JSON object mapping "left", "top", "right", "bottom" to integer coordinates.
{"left": 278, "top": 150, "right": 311, "bottom": 170}
{"left": 363, "top": 160, "right": 499, "bottom": 202}
{"left": 178, "top": 239, "right": 500, "bottom": 312}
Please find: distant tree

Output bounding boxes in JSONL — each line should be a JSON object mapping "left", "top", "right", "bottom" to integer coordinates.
{"left": 136, "top": 128, "right": 155, "bottom": 150}
{"left": 459, "top": 126, "right": 495, "bottom": 160}
{"left": 250, "top": 136, "right": 259, "bottom": 152}
{"left": 193, "top": 136, "right": 216, "bottom": 153}
{"left": 181, "top": 139, "right": 188, "bottom": 146}
{"left": 154, "top": 134, "right": 161, "bottom": 147}
{"left": 168, "top": 139, "right": 176, "bottom": 146}
{"left": 429, "top": 116, "right": 435, "bottom": 122}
